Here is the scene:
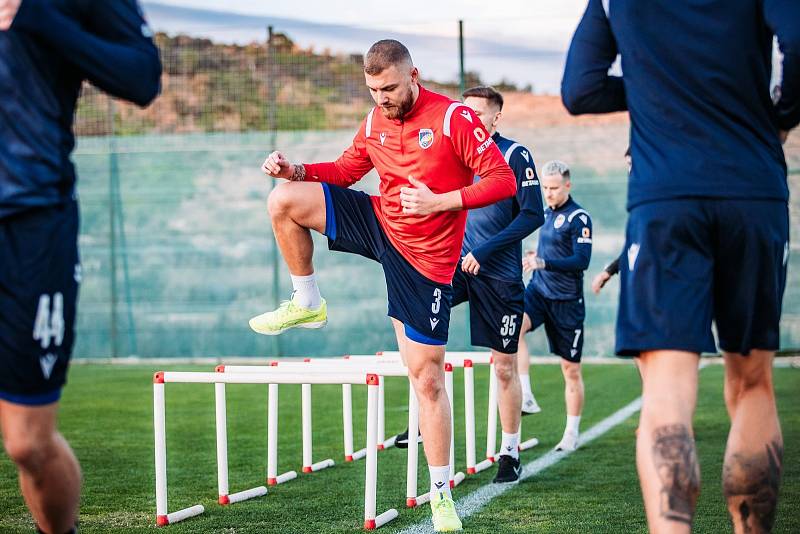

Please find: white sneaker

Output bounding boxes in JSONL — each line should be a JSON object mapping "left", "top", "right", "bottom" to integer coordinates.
{"left": 554, "top": 431, "right": 578, "bottom": 452}
{"left": 521, "top": 394, "right": 542, "bottom": 415}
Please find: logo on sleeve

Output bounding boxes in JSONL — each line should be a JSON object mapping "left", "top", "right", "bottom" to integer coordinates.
{"left": 521, "top": 167, "right": 538, "bottom": 187}
{"left": 579, "top": 215, "right": 588, "bottom": 225}
{"left": 419, "top": 129, "right": 434, "bottom": 149}
{"left": 380, "top": 132, "right": 387, "bottom": 146}
{"left": 460, "top": 109, "right": 473, "bottom": 123}
{"left": 520, "top": 150, "right": 530, "bottom": 162}
{"left": 554, "top": 214, "right": 566, "bottom": 228}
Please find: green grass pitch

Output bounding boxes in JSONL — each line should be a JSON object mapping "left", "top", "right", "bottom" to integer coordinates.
{"left": 0, "top": 362, "right": 797, "bottom": 533}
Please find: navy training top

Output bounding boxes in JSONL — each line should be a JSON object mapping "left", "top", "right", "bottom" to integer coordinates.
{"left": 561, "top": 0, "right": 799, "bottom": 210}
{"left": 0, "top": 0, "right": 161, "bottom": 219}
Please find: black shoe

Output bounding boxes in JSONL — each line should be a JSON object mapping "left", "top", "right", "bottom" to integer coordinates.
{"left": 492, "top": 455, "right": 522, "bottom": 484}
{"left": 394, "top": 427, "right": 422, "bottom": 449}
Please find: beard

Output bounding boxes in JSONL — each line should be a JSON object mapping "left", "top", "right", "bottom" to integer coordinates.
{"left": 379, "top": 87, "right": 415, "bottom": 121}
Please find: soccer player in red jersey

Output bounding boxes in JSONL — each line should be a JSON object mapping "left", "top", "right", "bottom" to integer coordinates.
{"left": 254, "top": 40, "right": 516, "bottom": 530}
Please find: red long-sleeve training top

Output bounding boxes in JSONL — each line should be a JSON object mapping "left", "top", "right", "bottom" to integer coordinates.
{"left": 304, "top": 85, "right": 516, "bottom": 284}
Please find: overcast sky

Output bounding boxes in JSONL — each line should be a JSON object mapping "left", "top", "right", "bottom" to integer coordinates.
{"left": 148, "top": 0, "right": 588, "bottom": 52}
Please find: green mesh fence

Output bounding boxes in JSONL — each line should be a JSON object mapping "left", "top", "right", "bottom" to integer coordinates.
{"left": 70, "top": 30, "right": 800, "bottom": 359}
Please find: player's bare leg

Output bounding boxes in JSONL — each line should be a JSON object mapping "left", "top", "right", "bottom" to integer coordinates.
{"left": 491, "top": 349, "right": 524, "bottom": 483}
{"left": 492, "top": 349, "right": 522, "bottom": 443}
{"left": 391, "top": 318, "right": 409, "bottom": 367}
{"left": 250, "top": 182, "right": 328, "bottom": 334}
{"left": 391, "top": 319, "right": 452, "bottom": 482}
{"left": 391, "top": 319, "right": 450, "bottom": 466}
{"left": 0, "top": 400, "right": 81, "bottom": 534}
{"left": 267, "top": 181, "right": 327, "bottom": 275}
{"left": 516, "top": 313, "right": 540, "bottom": 414}
{"left": 636, "top": 350, "right": 700, "bottom": 534}
{"left": 722, "top": 350, "right": 782, "bottom": 534}
{"left": 554, "top": 360, "right": 584, "bottom": 451}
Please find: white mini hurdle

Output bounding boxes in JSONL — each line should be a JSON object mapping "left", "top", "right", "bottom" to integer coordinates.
{"left": 153, "top": 370, "right": 398, "bottom": 529}
{"left": 377, "top": 351, "right": 539, "bottom": 474}
{"left": 220, "top": 359, "right": 465, "bottom": 509}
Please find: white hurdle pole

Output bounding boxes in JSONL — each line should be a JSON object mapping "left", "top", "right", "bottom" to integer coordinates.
{"left": 156, "top": 370, "right": 397, "bottom": 530}
{"left": 473, "top": 356, "right": 499, "bottom": 474}
{"left": 405, "top": 384, "right": 420, "bottom": 508}
{"left": 212, "top": 367, "right": 268, "bottom": 504}
{"left": 377, "top": 380, "right": 387, "bottom": 450}
{"left": 444, "top": 363, "right": 456, "bottom": 487}
{"left": 343, "top": 383, "right": 355, "bottom": 461}
{"left": 463, "top": 359, "right": 476, "bottom": 475}
{"left": 343, "top": 354, "right": 397, "bottom": 450}
{"left": 301, "top": 359, "right": 335, "bottom": 474}
{"left": 377, "top": 350, "right": 493, "bottom": 366}
{"left": 266, "top": 382, "right": 298, "bottom": 486}
{"left": 215, "top": 382, "right": 229, "bottom": 503}
{"left": 364, "top": 374, "right": 400, "bottom": 529}
{"left": 153, "top": 373, "right": 205, "bottom": 526}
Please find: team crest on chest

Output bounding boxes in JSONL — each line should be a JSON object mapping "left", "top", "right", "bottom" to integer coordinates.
{"left": 418, "top": 129, "right": 434, "bottom": 149}
{"left": 554, "top": 214, "right": 566, "bottom": 228}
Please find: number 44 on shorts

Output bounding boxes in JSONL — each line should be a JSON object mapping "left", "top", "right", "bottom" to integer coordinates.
{"left": 33, "top": 293, "right": 65, "bottom": 350}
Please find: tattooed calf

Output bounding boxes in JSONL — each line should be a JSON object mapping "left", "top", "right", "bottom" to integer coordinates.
{"left": 723, "top": 439, "right": 783, "bottom": 533}
{"left": 652, "top": 424, "right": 700, "bottom": 525}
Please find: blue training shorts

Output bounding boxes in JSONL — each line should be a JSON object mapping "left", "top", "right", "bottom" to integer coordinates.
{"left": 616, "top": 198, "right": 789, "bottom": 356}
{"left": 322, "top": 183, "right": 452, "bottom": 345}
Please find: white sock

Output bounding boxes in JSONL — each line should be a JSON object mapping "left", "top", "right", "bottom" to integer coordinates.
{"left": 500, "top": 431, "right": 520, "bottom": 459}
{"left": 290, "top": 273, "right": 321, "bottom": 308}
{"left": 520, "top": 374, "right": 533, "bottom": 397}
{"left": 566, "top": 415, "right": 581, "bottom": 435}
{"left": 428, "top": 464, "right": 451, "bottom": 498}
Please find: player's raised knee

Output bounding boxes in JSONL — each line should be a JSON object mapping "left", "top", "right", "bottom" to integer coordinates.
{"left": 267, "top": 181, "right": 292, "bottom": 216}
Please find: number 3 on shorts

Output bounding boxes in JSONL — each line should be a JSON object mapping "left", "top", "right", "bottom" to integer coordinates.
{"left": 431, "top": 288, "right": 442, "bottom": 314}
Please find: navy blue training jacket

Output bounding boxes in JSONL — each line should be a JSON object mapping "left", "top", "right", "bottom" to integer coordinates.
{"left": 0, "top": 0, "right": 161, "bottom": 219}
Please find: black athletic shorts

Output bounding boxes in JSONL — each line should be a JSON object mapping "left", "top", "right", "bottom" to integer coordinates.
{"left": 0, "top": 200, "right": 80, "bottom": 405}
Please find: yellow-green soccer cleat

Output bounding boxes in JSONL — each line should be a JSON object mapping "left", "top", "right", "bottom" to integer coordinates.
{"left": 430, "top": 491, "right": 463, "bottom": 532}
{"left": 248, "top": 295, "right": 327, "bottom": 335}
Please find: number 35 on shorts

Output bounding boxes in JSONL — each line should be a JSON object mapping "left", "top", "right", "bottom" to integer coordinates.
{"left": 500, "top": 314, "right": 518, "bottom": 336}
